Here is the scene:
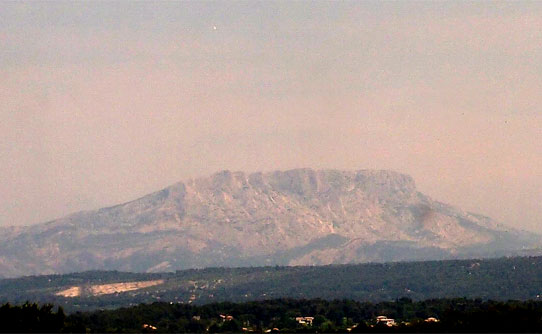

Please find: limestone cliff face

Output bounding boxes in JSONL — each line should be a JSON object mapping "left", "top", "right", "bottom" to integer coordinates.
{"left": 0, "top": 169, "right": 539, "bottom": 278}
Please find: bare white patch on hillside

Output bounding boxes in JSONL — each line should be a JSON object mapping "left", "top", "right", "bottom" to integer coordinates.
{"left": 55, "top": 279, "right": 164, "bottom": 297}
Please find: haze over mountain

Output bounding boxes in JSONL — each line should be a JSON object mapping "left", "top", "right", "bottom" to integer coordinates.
{"left": 0, "top": 169, "right": 539, "bottom": 278}
{"left": 2, "top": 2, "right": 542, "bottom": 235}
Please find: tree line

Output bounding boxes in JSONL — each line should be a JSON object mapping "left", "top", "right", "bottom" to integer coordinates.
{"left": 3, "top": 298, "right": 542, "bottom": 332}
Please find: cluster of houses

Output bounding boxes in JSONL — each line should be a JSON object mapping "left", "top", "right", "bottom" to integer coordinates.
{"left": 375, "top": 315, "right": 439, "bottom": 327}
{"left": 143, "top": 314, "right": 439, "bottom": 331}
{"left": 296, "top": 314, "right": 440, "bottom": 330}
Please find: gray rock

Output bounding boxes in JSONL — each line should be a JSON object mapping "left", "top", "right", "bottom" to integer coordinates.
{"left": 0, "top": 169, "right": 539, "bottom": 278}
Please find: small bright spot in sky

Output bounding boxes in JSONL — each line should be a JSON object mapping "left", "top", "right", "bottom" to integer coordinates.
{"left": 213, "top": 26, "right": 217, "bottom": 30}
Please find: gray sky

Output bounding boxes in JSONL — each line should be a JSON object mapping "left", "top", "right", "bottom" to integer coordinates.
{"left": 1, "top": 1, "right": 541, "bottom": 232}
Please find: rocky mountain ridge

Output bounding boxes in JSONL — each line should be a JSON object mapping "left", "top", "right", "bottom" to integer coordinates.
{"left": 0, "top": 168, "right": 539, "bottom": 278}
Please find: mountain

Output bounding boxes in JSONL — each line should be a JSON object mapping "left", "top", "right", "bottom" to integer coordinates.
{"left": 0, "top": 168, "right": 539, "bottom": 277}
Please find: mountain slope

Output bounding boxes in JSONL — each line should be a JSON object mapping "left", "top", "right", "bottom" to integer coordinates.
{"left": 0, "top": 169, "right": 539, "bottom": 277}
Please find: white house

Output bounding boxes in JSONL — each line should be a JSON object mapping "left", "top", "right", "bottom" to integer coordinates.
{"left": 295, "top": 316, "right": 314, "bottom": 325}
{"left": 376, "top": 316, "right": 395, "bottom": 327}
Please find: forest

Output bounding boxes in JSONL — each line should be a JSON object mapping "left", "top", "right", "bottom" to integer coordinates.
{"left": 3, "top": 298, "right": 542, "bottom": 333}
{"left": 2, "top": 256, "right": 542, "bottom": 312}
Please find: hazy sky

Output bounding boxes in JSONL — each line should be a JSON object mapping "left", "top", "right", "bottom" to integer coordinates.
{"left": 1, "top": 1, "right": 541, "bottom": 232}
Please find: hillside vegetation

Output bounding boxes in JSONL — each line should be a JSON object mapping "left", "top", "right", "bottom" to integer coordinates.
{"left": 1, "top": 256, "right": 542, "bottom": 312}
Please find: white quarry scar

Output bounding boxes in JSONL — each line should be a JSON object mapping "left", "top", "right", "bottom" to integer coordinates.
{"left": 55, "top": 279, "right": 164, "bottom": 297}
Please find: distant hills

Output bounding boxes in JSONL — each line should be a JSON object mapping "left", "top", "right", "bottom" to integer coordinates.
{"left": 2, "top": 256, "right": 542, "bottom": 312}
{"left": 1, "top": 168, "right": 540, "bottom": 277}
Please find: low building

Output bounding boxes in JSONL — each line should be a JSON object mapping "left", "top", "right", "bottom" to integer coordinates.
{"left": 295, "top": 316, "right": 314, "bottom": 325}
{"left": 142, "top": 324, "right": 157, "bottom": 330}
{"left": 376, "top": 315, "right": 395, "bottom": 327}
{"left": 220, "top": 314, "right": 234, "bottom": 322}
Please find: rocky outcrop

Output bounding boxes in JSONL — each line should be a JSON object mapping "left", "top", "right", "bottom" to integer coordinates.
{"left": 0, "top": 169, "right": 539, "bottom": 277}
